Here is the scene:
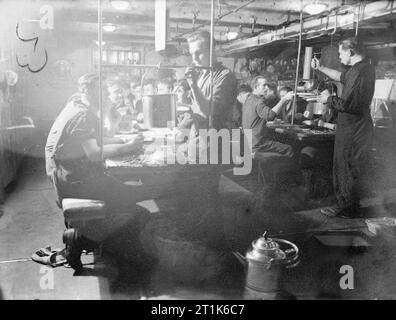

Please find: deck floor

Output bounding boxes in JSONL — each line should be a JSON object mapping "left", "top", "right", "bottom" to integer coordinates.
{"left": 1, "top": 153, "right": 396, "bottom": 300}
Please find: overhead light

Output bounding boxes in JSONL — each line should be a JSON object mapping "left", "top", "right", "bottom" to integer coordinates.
{"left": 304, "top": 2, "right": 327, "bottom": 15}
{"left": 95, "top": 40, "right": 106, "bottom": 46}
{"left": 226, "top": 32, "right": 239, "bottom": 41}
{"left": 103, "top": 23, "right": 117, "bottom": 32}
{"left": 225, "top": 25, "right": 245, "bottom": 41}
{"left": 110, "top": 0, "right": 130, "bottom": 10}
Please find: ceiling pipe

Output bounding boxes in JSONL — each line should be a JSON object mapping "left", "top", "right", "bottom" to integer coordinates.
{"left": 97, "top": 0, "right": 104, "bottom": 161}
{"left": 170, "top": 0, "right": 256, "bottom": 40}
{"left": 209, "top": 0, "right": 215, "bottom": 128}
{"left": 329, "top": 9, "right": 338, "bottom": 35}
{"left": 218, "top": 0, "right": 393, "bottom": 55}
{"left": 291, "top": 1, "right": 304, "bottom": 126}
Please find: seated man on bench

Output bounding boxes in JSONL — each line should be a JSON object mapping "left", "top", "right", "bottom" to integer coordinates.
{"left": 45, "top": 73, "right": 161, "bottom": 269}
{"left": 241, "top": 76, "right": 295, "bottom": 191}
{"left": 242, "top": 76, "right": 295, "bottom": 157}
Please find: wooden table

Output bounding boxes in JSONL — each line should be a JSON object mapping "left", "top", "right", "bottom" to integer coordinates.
{"left": 106, "top": 128, "right": 231, "bottom": 208}
{"left": 106, "top": 128, "right": 230, "bottom": 173}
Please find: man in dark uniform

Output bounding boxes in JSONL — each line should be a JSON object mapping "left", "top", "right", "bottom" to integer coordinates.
{"left": 312, "top": 37, "right": 375, "bottom": 218}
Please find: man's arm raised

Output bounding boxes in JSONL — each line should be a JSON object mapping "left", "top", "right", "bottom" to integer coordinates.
{"left": 312, "top": 57, "right": 342, "bottom": 82}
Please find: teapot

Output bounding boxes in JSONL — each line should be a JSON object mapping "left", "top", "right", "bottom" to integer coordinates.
{"left": 233, "top": 232, "right": 299, "bottom": 292}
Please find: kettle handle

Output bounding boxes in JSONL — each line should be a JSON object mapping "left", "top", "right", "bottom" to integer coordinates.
{"left": 232, "top": 251, "right": 247, "bottom": 267}
{"left": 272, "top": 238, "right": 299, "bottom": 267}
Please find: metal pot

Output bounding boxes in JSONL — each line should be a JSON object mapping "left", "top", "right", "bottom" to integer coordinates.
{"left": 142, "top": 95, "right": 154, "bottom": 128}
{"left": 312, "top": 102, "right": 328, "bottom": 115}
{"left": 233, "top": 231, "right": 299, "bottom": 292}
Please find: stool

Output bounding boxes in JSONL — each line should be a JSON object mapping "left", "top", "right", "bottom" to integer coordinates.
{"left": 62, "top": 198, "right": 106, "bottom": 226}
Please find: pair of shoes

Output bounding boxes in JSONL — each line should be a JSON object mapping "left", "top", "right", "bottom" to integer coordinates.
{"left": 321, "top": 205, "right": 344, "bottom": 217}
{"left": 321, "top": 205, "right": 362, "bottom": 219}
{"left": 31, "top": 246, "right": 67, "bottom": 267}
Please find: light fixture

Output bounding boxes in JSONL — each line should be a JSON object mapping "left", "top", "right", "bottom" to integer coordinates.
{"left": 304, "top": 1, "right": 327, "bottom": 15}
{"left": 226, "top": 32, "right": 239, "bottom": 41}
{"left": 95, "top": 40, "right": 106, "bottom": 46}
{"left": 225, "top": 25, "right": 245, "bottom": 41}
{"left": 103, "top": 23, "right": 117, "bottom": 32}
{"left": 110, "top": 0, "right": 130, "bottom": 10}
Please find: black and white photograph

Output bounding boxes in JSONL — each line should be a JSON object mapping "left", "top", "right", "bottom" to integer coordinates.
{"left": 1, "top": 0, "right": 396, "bottom": 303}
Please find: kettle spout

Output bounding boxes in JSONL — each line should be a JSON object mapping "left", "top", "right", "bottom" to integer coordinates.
{"left": 232, "top": 251, "right": 247, "bottom": 267}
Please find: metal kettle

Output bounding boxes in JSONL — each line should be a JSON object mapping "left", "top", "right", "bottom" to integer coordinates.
{"left": 233, "top": 232, "right": 299, "bottom": 293}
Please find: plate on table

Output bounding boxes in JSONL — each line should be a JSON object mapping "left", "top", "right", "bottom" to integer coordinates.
{"left": 144, "top": 136, "right": 154, "bottom": 142}
{"left": 177, "top": 106, "right": 191, "bottom": 112}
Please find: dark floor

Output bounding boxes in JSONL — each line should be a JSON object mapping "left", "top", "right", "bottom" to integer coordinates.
{"left": 1, "top": 149, "right": 396, "bottom": 299}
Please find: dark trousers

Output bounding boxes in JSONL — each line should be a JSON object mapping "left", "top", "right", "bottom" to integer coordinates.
{"left": 333, "top": 119, "right": 373, "bottom": 209}
{"left": 57, "top": 171, "right": 161, "bottom": 212}
{"left": 254, "top": 140, "right": 294, "bottom": 158}
{"left": 299, "top": 144, "right": 334, "bottom": 199}
{"left": 300, "top": 143, "right": 334, "bottom": 169}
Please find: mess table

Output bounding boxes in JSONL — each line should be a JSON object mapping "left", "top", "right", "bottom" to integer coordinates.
{"left": 105, "top": 128, "right": 232, "bottom": 212}
{"left": 105, "top": 127, "right": 236, "bottom": 258}
{"left": 266, "top": 121, "right": 335, "bottom": 143}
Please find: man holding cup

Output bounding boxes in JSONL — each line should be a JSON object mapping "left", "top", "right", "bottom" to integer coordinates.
{"left": 184, "top": 30, "right": 237, "bottom": 132}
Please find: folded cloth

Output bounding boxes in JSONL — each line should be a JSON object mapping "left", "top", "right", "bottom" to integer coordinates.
{"left": 31, "top": 246, "right": 67, "bottom": 267}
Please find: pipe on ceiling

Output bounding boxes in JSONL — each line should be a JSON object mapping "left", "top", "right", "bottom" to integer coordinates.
{"left": 218, "top": 0, "right": 393, "bottom": 55}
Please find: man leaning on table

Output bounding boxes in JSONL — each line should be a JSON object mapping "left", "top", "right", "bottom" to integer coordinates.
{"left": 312, "top": 37, "right": 375, "bottom": 218}
{"left": 45, "top": 73, "right": 163, "bottom": 222}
